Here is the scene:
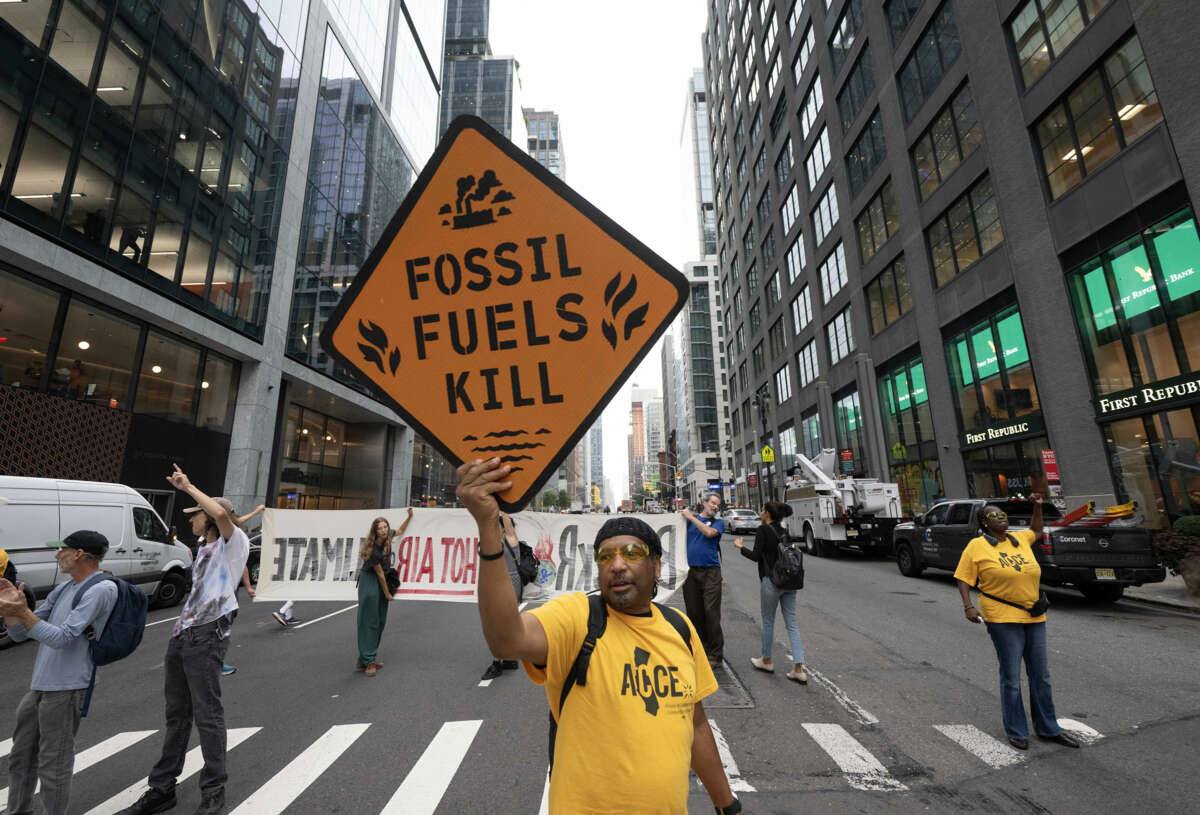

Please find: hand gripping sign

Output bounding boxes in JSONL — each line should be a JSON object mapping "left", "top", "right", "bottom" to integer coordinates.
{"left": 321, "top": 116, "right": 688, "bottom": 511}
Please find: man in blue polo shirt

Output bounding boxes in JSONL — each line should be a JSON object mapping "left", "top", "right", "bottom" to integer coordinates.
{"left": 682, "top": 493, "right": 726, "bottom": 667}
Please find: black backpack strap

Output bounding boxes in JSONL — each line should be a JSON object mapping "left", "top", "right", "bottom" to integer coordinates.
{"left": 974, "top": 578, "right": 1032, "bottom": 612}
{"left": 549, "top": 593, "right": 607, "bottom": 775}
{"left": 652, "top": 602, "right": 694, "bottom": 654}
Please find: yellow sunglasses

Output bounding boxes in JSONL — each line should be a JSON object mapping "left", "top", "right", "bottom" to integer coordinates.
{"left": 594, "top": 541, "right": 652, "bottom": 565}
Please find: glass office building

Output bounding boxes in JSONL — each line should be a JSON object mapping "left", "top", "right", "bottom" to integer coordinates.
{"left": 705, "top": 0, "right": 1200, "bottom": 528}
{"left": 0, "top": 0, "right": 443, "bottom": 529}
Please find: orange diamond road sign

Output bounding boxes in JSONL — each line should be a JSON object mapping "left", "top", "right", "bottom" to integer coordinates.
{"left": 321, "top": 115, "right": 688, "bottom": 511}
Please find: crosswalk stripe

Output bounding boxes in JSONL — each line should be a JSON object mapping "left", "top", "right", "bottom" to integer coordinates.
{"left": 380, "top": 720, "right": 482, "bottom": 815}
{"left": 933, "top": 724, "right": 1024, "bottom": 768}
{"left": 0, "top": 730, "right": 158, "bottom": 799}
{"left": 537, "top": 767, "right": 550, "bottom": 815}
{"left": 802, "top": 723, "right": 908, "bottom": 791}
{"left": 291, "top": 604, "right": 357, "bottom": 629}
{"left": 1057, "top": 718, "right": 1104, "bottom": 745}
{"left": 82, "top": 727, "right": 261, "bottom": 815}
{"left": 1, "top": 737, "right": 11, "bottom": 758}
{"left": 804, "top": 668, "right": 880, "bottom": 726}
{"left": 706, "top": 719, "right": 756, "bottom": 792}
{"left": 228, "top": 724, "right": 369, "bottom": 814}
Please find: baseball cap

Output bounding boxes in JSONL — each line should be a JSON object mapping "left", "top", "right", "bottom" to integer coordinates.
{"left": 46, "top": 530, "right": 110, "bottom": 556}
{"left": 182, "top": 497, "right": 236, "bottom": 516}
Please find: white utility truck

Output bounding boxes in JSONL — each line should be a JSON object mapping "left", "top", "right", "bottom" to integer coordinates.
{"left": 783, "top": 449, "right": 903, "bottom": 557}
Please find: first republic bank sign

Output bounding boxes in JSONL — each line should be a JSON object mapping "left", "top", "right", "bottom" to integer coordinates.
{"left": 1094, "top": 371, "right": 1200, "bottom": 421}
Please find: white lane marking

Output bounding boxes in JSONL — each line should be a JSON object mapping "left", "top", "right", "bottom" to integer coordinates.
{"left": 0, "top": 737, "right": 11, "bottom": 758}
{"left": 229, "top": 724, "right": 370, "bottom": 814}
{"left": 538, "top": 767, "right": 550, "bottom": 815}
{"left": 144, "top": 615, "right": 180, "bottom": 628}
{"left": 805, "top": 668, "right": 880, "bottom": 726}
{"left": 477, "top": 678, "right": 494, "bottom": 687}
{"left": 802, "top": 723, "right": 908, "bottom": 792}
{"left": 291, "top": 604, "right": 357, "bottom": 629}
{"left": 703, "top": 719, "right": 756, "bottom": 792}
{"left": 0, "top": 730, "right": 157, "bottom": 798}
{"left": 84, "top": 727, "right": 261, "bottom": 815}
{"left": 934, "top": 724, "right": 1024, "bottom": 768}
{"left": 1057, "top": 718, "right": 1104, "bottom": 745}
{"left": 380, "top": 720, "right": 483, "bottom": 814}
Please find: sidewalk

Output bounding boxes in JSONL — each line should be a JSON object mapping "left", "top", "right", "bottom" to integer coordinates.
{"left": 1124, "top": 573, "right": 1200, "bottom": 612}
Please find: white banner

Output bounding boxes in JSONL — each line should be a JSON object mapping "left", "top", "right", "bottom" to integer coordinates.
{"left": 256, "top": 508, "right": 689, "bottom": 603}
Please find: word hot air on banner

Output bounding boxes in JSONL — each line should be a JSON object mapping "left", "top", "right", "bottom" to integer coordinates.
{"left": 321, "top": 115, "right": 688, "bottom": 510}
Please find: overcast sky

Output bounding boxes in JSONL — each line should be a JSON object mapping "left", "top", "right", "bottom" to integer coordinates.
{"left": 489, "top": 0, "right": 709, "bottom": 503}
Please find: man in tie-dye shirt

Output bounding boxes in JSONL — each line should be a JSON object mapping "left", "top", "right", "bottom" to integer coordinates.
{"left": 118, "top": 465, "right": 248, "bottom": 815}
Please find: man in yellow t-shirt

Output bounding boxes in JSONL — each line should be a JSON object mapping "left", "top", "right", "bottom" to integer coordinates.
{"left": 457, "top": 457, "right": 740, "bottom": 815}
{"left": 954, "top": 495, "right": 1079, "bottom": 752}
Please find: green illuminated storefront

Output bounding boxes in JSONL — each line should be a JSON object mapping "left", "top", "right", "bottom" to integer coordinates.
{"left": 879, "top": 358, "right": 943, "bottom": 516}
{"left": 1069, "top": 209, "right": 1200, "bottom": 529}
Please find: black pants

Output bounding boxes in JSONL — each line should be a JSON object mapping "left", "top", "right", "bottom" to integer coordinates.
{"left": 683, "top": 566, "right": 724, "bottom": 663}
{"left": 149, "top": 617, "right": 232, "bottom": 797}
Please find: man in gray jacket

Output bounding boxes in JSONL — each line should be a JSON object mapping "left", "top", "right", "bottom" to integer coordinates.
{"left": 0, "top": 530, "right": 118, "bottom": 815}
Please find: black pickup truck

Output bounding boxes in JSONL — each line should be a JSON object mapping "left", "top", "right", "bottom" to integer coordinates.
{"left": 891, "top": 498, "right": 1165, "bottom": 602}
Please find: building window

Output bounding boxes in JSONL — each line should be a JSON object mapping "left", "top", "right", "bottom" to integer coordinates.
{"left": 753, "top": 340, "right": 766, "bottom": 374}
{"left": 1010, "top": 0, "right": 1114, "bottom": 88}
{"left": 801, "top": 410, "right": 822, "bottom": 457}
{"left": 757, "top": 188, "right": 773, "bottom": 225}
{"left": 799, "top": 75, "right": 823, "bottom": 139}
{"left": 766, "top": 271, "right": 782, "bottom": 308}
{"left": 1033, "top": 36, "right": 1163, "bottom": 199}
{"left": 792, "top": 23, "right": 815, "bottom": 83}
{"left": 878, "top": 355, "right": 943, "bottom": 515}
{"left": 786, "top": 233, "right": 806, "bottom": 284}
{"left": 769, "top": 316, "right": 787, "bottom": 356}
{"left": 791, "top": 285, "right": 813, "bottom": 334}
{"left": 769, "top": 99, "right": 788, "bottom": 141}
{"left": 855, "top": 178, "right": 901, "bottom": 264}
{"left": 766, "top": 50, "right": 782, "bottom": 100}
{"left": 886, "top": 0, "right": 925, "bottom": 45}
{"left": 836, "top": 46, "right": 875, "bottom": 133}
{"left": 866, "top": 256, "right": 913, "bottom": 333}
{"left": 743, "top": 223, "right": 757, "bottom": 259}
{"left": 737, "top": 152, "right": 747, "bottom": 183}
{"left": 812, "top": 183, "right": 840, "bottom": 246}
{"left": 747, "top": 260, "right": 759, "bottom": 290}
{"left": 754, "top": 146, "right": 767, "bottom": 183}
{"left": 734, "top": 287, "right": 745, "bottom": 316}
{"left": 947, "top": 304, "right": 1041, "bottom": 434}
{"left": 739, "top": 361, "right": 748, "bottom": 391}
{"left": 926, "top": 175, "right": 1003, "bottom": 285}
{"left": 833, "top": 389, "right": 866, "bottom": 474}
{"left": 750, "top": 107, "right": 764, "bottom": 143}
{"left": 739, "top": 187, "right": 751, "bottom": 220}
{"left": 797, "top": 339, "right": 819, "bottom": 386}
{"left": 735, "top": 324, "right": 746, "bottom": 356}
{"left": 750, "top": 299, "right": 762, "bottom": 334}
{"left": 775, "top": 364, "right": 793, "bottom": 403}
{"left": 775, "top": 137, "right": 794, "bottom": 185}
{"left": 761, "top": 227, "right": 778, "bottom": 267}
{"left": 763, "top": 9, "right": 779, "bottom": 55}
{"left": 911, "top": 84, "right": 982, "bottom": 200}
{"left": 819, "top": 242, "right": 849, "bottom": 302}
{"left": 805, "top": 126, "right": 832, "bottom": 192}
{"left": 779, "top": 424, "right": 797, "bottom": 471}
{"left": 829, "top": 0, "right": 865, "bottom": 75}
{"left": 781, "top": 183, "right": 801, "bottom": 235}
{"left": 826, "top": 306, "right": 855, "bottom": 364}
{"left": 898, "top": 2, "right": 961, "bottom": 121}
{"left": 846, "top": 111, "right": 886, "bottom": 196}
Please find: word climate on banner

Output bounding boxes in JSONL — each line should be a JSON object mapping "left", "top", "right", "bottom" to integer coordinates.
{"left": 319, "top": 115, "right": 688, "bottom": 511}
{"left": 255, "top": 508, "right": 689, "bottom": 603}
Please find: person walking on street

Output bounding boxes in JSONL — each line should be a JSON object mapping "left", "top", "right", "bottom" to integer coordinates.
{"left": 457, "top": 457, "right": 741, "bottom": 815}
{"left": 118, "top": 466, "right": 249, "bottom": 815}
{"left": 733, "top": 501, "right": 808, "bottom": 683}
{"left": 356, "top": 509, "right": 412, "bottom": 676}
{"left": 681, "top": 493, "right": 726, "bottom": 667}
{"left": 480, "top": 512, "right": 524, "bottom": 681}
{"left": 955, "top": 493, "right": 1079, "bottom": 751}
{"left": 0, "top": 531, "right": 118, "bottom": 815}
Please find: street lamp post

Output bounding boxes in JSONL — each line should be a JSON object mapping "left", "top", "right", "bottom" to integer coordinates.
{"left": 752, "top": 387, "right": 772, "bottom": 505}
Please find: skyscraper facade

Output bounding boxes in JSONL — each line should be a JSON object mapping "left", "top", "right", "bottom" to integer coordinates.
{"left": 0, "top": 1, "right": 444, "bottom": 531}
{"left": 705, "top": 0, "right": 1200, "bottom": 526}
{"left": 439, "top": 0, "right": 526, "bottom": 142}
{"left": 523, "top": 107, "right": 565, "bottom": 179}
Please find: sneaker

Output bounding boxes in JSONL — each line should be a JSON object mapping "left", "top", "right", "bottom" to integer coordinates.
{"left": 193, "top": 791, "right": 225, "bottom": 815}
{"left": 481, "top": 661, "right": 503, "bottom": 680}
{"left": 115, "top": 787, "right": 177, "bottom": 815}
{"left": 271, "top": 611, "right": 291, "bottom": 627}
{"left": 500, "top": 659, "right": 519, "bottom": 670}
{"left": 221, "top": 665, "right": 236, "bottom": 677}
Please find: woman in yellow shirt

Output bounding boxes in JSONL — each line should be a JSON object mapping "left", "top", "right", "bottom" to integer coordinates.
{"left": 954, "top": 493, "right": 1079, "bottom": 751}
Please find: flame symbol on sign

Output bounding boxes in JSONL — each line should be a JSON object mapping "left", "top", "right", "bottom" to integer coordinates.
{"left": 601, "top": 272, "right": 649, "bottom": 349}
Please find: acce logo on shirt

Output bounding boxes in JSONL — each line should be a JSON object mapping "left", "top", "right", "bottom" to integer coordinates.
{"left": 997, "top": 551, "right": 1031, "bottom": 572}
{"left": 618, "top": 647, "right": 693, "bottom": 716}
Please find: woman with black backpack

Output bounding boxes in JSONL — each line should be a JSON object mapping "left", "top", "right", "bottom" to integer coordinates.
{"left": 733, "top": 501, "right": 808, "bottom": 684}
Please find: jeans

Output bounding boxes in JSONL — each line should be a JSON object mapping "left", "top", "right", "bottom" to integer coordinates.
{"left": 357, "top": 573, "right": 389, "bottom": 667}
{"left": 5, "top": 689, "right": 85, "bottom": 815}
{"left": 148, "top": 616, "right": 232, "bottom": 798}
{"left": 682, "top": 566, "right": 724, "bottom": 662}
{"left": 985, "top": 621, "right": 1061, "bottom": 740}
{"left": 759, "top": 577, "right": 805, "bottom": 664}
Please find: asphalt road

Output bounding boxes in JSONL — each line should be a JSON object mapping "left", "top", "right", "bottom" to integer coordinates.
{"left": 1, "top": 534, "right": 1198, "bottom": 814}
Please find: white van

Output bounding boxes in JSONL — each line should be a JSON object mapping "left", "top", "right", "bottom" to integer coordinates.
{"left": 0, "top": 476, "right": 193, "bottom": 613}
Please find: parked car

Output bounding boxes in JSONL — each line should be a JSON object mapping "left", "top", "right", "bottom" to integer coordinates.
{"left": 723, "top": 508, "right": 761, "bottom": 534}
{"left": 892, "top": 498, "right": 1164, "bottom": 602}
{"left": 0, "top": 476, "right": 193, "bottom": 612}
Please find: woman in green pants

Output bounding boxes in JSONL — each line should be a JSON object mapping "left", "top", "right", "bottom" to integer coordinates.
{"left": 357, "top": 508, "right": 412, "bottom": 676}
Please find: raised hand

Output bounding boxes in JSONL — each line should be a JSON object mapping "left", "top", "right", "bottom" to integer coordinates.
{"left": 455, "top": 458, "right": 512, "bottom": 525}
{"left": 166, "top": 463, "right": 191, "bottom": 491}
